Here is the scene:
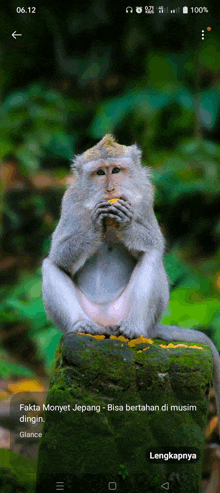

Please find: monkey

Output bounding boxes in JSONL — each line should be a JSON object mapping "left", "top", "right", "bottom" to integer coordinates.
{"left": 42, "top": 134, "right": 220, "bottom": 431}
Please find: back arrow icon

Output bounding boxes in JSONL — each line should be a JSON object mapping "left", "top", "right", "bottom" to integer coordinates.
{"left": 12, "top": 31, "right": 22, "bottom": 39}
{"left": 161, "top": 483, "right": 169, "bottom": 490}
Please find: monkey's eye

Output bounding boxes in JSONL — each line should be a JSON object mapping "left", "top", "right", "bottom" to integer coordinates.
{"left": 96, "top": 169, "right": 106, "bottom": 176}
{"left": 112, "top": 167, "right": 120, "bottom": 173}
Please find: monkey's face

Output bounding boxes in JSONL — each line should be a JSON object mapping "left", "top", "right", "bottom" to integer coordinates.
{"left": 93, "top": 163, "right": 128, "bottom": 199}
{"left": 83, "top": 159, "right": 147, "bottom": 212}
{"left": 82, "top": 162, "right": 131, "bottom": 210}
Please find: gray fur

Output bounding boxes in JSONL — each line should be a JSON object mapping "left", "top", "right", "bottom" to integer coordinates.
{"left": 42, "top": 137, "right": 220, "bottom": 433}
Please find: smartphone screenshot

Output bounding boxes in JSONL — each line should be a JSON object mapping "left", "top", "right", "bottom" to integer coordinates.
{"left": 1, "top": 2, "right": 220, "bottom": 493}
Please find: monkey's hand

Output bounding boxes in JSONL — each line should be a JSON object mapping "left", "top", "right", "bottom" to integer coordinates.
{"left": 91, "top": 198, "right": 133, "bottom": 230}
{"left": 111, "top": 321, "right": 142, "bottom": 340}
{"left": 91, "top": 200, "right": 110, "bottom": 231}
{"left": 106, "top": 198, "right": 133, "bottom": 226}
{"left": 71, "top": 320, "right": 112, "bottom": 336}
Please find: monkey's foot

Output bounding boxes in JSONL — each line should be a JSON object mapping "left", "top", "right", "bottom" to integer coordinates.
{"left": 72, "top": 320, "right": 111, "bottom": 336}
{"left": 116, "top": 321, "right": 143, "bottom": 340}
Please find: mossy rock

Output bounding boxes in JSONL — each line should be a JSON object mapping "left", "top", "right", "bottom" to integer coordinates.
{"left": 36, "top": 333, "right": 213, "bottom": 493}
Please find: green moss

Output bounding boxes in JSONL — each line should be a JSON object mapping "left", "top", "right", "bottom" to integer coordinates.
{"left": 36, "top": 334, "right": 213, "bottom": 492}
{"left": 0, "top": 449, "right": 36, "bottom": 493}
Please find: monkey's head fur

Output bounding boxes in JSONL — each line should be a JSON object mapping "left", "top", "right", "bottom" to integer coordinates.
{"left": 71, "top": 134, "right": 144, "bottom": 170}
{"left": 70, "top": 134, "right": 153, "bottom": 210}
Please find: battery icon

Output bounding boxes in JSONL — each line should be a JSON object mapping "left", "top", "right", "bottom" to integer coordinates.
{"left": 183, "top": 6, "right": 188, "bottom": 13}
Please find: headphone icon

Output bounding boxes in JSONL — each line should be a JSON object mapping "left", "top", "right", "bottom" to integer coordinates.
{"left": 126, "top": 6, "right": 133, "bottom": 13}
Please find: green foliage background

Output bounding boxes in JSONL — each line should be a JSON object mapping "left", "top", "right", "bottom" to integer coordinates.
{"left": 1, "top": 0, "right": 220, "bottom": 378}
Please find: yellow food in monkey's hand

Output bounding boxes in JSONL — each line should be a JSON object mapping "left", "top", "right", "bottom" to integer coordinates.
{"left": 108, "top": 198, "right": 120, "bottom": 203}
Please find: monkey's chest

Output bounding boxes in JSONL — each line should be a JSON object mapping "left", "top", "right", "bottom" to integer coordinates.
{"left": 73, "top": 241, "right": 137, "bottom": 303}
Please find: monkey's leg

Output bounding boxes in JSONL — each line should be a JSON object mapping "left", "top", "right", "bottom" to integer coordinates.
{"left": 153, "top": 324, "right": 220, "bottom": 434}
{"left": 115, "top": 250, "right": 169, "bottom": 339}
{"left": 42, "top": 258, "right": 111, "bottom": 335}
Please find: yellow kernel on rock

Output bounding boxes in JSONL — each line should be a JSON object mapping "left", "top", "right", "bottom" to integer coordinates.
{"left": 190, "top": 345, "right": 204, "bottom": 350}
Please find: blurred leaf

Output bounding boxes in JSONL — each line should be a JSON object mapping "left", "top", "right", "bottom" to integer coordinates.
{"left": 162, "top": 293, "right": 220, "bottom": 328}
{"left": 0, "top": 273, "right": 47, "bottom": 332}
{"left": 175, "top": 88, "right": 194, "bottom": 110}
{"left": 148, "top": 54, "right": 177, "bottom": 88}
{"left": 203, "top": 140, "right": 218, "bottom": 156}
{"left": 199, "top": 40, "right": 220, "bottom": 71}
{"left": 15, "top": 149, "right": 40, "bottom": 171}
{"left": 4, "top": 205, "right": 21, "bottom": 226}
{"left": 0, "top": 83, "right": 76, "bottom": 171}
{"left": 46, "top": 133, "right": 76, "bottom": 159}
{"left": 1, "top": 449, "right": 37, "bottom": 486}
{"left": 34, "top": 328, "right": 61, "bottom": 369}
{"left": 6, "top": 299, "right": 46, "bottom": 331}
{"left": 44, "top": 90, "right": 66, "bottom": 108}
{"left": 91, "top": 93, "right": 134, "bottom": 136}
{"left": 198, "top": 90, "right": 220, "bottom": 129}
{"left": 166, "top": 52, "right": 190, "bottom": 80}
{"left": 2, "top": 92, "right": 29, "bottom": 110}
{"left": 164, "top": 252, "right": 190, "bottom": 289}
{"left": 91, "top": 89, "right": 172, "bottom": 138}
{"left": 0, "top": 349, "right": 34, "bottom": 378}
{"left": 0, "top": 140, "right": 12, "bottom": 158}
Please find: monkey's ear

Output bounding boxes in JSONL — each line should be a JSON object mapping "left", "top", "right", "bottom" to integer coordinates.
{"left": 70, "top": 156, "right": 84, "bottom": 176}
{"left": 128, "top": 144, "right": 142, "bottom": 166}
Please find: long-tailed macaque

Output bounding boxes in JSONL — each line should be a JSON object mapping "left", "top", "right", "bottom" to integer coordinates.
{"left": 42, "top": 134, "right": 220, "bottom": 431}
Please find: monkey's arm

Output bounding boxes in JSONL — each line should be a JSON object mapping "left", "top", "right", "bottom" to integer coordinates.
{"left": 49, "top": 190, "right": 103, "bottom": 274}
{"left": 105, "top": 198, "right": 165, "bottom": 253}
{"left": 153, "top": 324, "right": 220, "bottom": 434}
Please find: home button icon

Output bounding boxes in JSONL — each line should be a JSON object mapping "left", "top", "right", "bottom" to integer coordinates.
{"left": 108, "top": 482, "right": 117, "bottom": 490}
